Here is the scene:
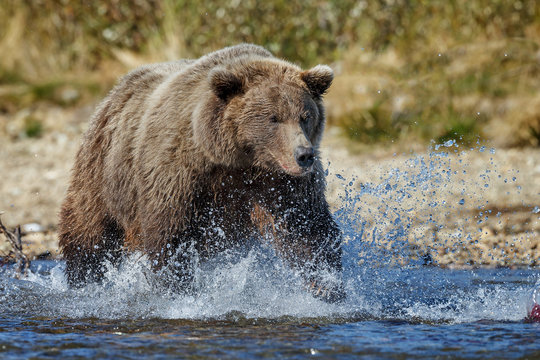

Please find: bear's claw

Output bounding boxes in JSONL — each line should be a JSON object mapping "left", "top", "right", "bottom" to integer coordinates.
{"left": 308, "top": 280, "right": 346, "bottom": 303}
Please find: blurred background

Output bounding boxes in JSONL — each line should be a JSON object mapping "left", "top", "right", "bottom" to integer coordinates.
{"left": 0, "top": 0, "right": 539, "bottom": 265}
{"left": 1, "top": 0, "right": 539, "bottom": 145}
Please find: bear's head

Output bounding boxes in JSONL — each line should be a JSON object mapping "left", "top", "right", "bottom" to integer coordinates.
{"left": 193, "top": 58, "right": 333, "bottom": 176}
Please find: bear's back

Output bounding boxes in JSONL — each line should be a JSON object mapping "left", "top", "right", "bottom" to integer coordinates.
{"left": 84, "top": 59, "right": 192, "bottom": 141}
{"left": 193, "top": 43, "right": 273, "bottom": 71}
{"left": 98, "top": 44, "right": 273, "bottom": 131}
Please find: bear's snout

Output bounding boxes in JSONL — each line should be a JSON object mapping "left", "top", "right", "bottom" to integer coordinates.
{"left": 294, "top": 146, "right": 315, "bottom": 169}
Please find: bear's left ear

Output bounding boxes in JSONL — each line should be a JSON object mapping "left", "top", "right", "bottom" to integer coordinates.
{"left": 209, "top": 67, "right": 244, "bottom": 101}
{"left": 301, "top": 65, "right": 334, "bottom": 97}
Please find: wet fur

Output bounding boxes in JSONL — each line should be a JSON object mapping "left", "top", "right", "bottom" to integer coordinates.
{"left": 59, "top": 44, "right": 342, "bottom": 301}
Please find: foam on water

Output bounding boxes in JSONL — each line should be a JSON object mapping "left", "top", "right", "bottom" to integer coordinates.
{"left": 1, "top": 250, "right": 349, "bottom": 320}
{"left": 0, "top": 251, "right": 534, "bottom": 323}
{"left": 1, "top": 143, "right": 537, "bottom": 323}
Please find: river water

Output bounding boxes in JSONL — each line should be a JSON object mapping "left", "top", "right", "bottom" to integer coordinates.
{"left": 1, "top": 256, "right": 539, "bottom": 359}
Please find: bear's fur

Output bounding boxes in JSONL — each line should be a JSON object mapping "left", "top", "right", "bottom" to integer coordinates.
{"left": 58, "top": 44, "right": 343, "bottom": 302}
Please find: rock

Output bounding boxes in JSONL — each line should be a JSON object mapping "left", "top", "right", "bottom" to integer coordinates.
{"left": 21, "top": 223, "right": 44, "bottom": 233}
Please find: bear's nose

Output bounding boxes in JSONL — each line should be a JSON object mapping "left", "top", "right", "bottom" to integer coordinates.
{"left": 295, "top": 146, "right": 315, "bottom": 168}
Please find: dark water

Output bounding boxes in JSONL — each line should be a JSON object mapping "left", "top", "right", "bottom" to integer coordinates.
{"left": 1, "top": 259, "right": 539, "bottom": 359}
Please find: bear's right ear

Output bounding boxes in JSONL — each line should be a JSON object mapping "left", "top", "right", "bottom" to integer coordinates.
{"left": 301, "top": 65, "right": 334, "bottom": 98}
{"left": 209, "top": 67, "right": 244, "bottom": 101}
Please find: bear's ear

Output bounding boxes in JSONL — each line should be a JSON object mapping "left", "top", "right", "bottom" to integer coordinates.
{"left": 209, "top": 67, "right": 244, "bottom": 101}
{"left": 301, "top": 65, "right": 334, "bottom": 97}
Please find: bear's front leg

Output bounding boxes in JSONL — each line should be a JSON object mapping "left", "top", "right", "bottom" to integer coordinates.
{"left": 286, "top": 208, "right": 345, "bottom": 303}
{"left": 140, "top": 207, "right": 202, "bottom": 294}
{"left": 251, "top": 202, "right": 345, "bottom": 303}
{"left": 59, "top": 213, "right": 125, "bottom": 287}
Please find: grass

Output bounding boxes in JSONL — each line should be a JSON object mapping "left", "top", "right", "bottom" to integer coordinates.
{"left": 327, "top": 38, "right": 540, "bottom": 147}
{"left": 0, "top": 76, "right": 104, "bottom": 113}
{"left": 22, "top": 116, "right": 43, "bottom": 138}
{"left": 0, "top": 0, "right": 539, "bottom": 147}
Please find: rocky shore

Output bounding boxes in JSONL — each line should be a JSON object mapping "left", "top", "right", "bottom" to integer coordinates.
{"left": 324, "top": 130, "right": 540, "bottom": 267}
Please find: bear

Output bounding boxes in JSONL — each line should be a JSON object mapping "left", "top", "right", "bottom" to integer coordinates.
{"left": 58, "top": 44, "right": 344, "bottom": 302}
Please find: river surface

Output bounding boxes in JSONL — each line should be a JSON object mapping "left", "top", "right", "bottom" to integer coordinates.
{"left": 1, "top": 257, "right": 540, "bottom": 359}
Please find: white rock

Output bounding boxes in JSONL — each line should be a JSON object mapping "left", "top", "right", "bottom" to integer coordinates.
{"left": 21, "top": 223, "right": 44, "bottom": 233}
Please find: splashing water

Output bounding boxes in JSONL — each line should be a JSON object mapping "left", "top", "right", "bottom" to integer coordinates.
{"left": 0, "top": 250, "right": 536, "bottom": 323}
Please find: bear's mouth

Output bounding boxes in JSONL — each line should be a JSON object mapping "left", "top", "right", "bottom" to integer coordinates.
{"left": 277, "top": 160, "right": 312, "bottom": 176}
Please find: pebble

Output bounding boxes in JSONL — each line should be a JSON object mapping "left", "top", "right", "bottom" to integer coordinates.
{"left": 21, "top": 223, "right": 44, "bottom": 233}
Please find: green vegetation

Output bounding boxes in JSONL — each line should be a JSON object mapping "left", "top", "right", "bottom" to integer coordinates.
{"left": 23, "top": 116, "right": 43, "bottom": 138}
{"left": 1, "top": 0, "right": 539, "bottom": 146}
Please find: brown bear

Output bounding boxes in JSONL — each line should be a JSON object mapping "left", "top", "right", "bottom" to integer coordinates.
{"left": 58, "top": 44, "right": 344, "bottom": 302}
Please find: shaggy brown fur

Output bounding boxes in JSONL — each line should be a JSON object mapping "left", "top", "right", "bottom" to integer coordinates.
{"left": 59, "top": 44, "right": 343, "bottom": 302}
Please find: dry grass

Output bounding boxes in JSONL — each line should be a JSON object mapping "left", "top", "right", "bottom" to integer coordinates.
{"left": 486, "top": 93, "right": 540, "bottom": 148}
{"left": 0, "top": 0, "right": 539, "bottom": 146}
{"left": 326, "top": 38, "right": 540, "bottom": 148}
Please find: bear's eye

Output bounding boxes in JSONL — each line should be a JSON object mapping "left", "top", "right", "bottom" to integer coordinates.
{"left": 270, "top": 115, "right": 279, "bottom": 123}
